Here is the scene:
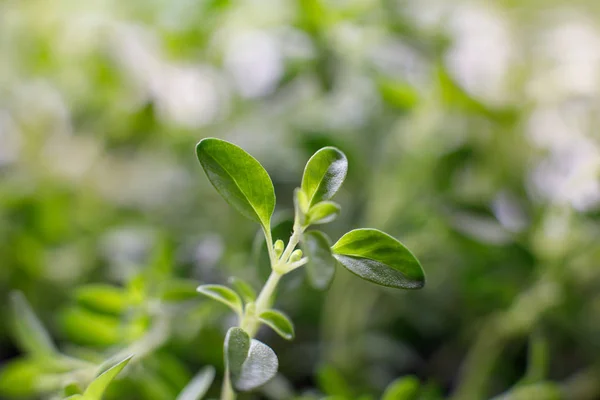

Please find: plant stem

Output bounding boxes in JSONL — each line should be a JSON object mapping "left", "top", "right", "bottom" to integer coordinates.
{"left": 221, "top": 223, "right": 304, "bottom": 398}
{"left": 279, "top": 226, "right": 303, "bottom": 264}
{"left": 221, "top": 369, "right": 236, "bottom": 400}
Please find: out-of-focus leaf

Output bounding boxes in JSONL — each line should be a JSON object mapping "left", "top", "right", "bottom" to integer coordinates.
{"left": 382, "top": 376, "right": 420, "bottom": 400}
{"left": 159, "top": 279, "right": 200, "bottom": 302}
{"left": 228, "top": 277, "right": 257, "bottom": 303}
{"left": 59, "top": 307, "right": 121, "bottom": 347}
{"left": 224, "top": 327, "right": 279, "bottom": 391}
{"left": 306, "top": 201, "right": 340, "bottom": 225}
{"left": 259, "top": 310, "right": 295, "bottom": 340}
{"left": 145, "top": 351, "right": 192, "bottom": 391}
{"left": 196, "top": 138, "right": 275, "bottom": 230}
{"left": 377, "top": 78, "right": 419, "bottom": 110}
{"left": 64, "top": 381, "right": 83, "bottom": 396}
{"left": 74, "top": 284, "right": 128, "bottom": 315}
{"left": 317, "top": 365, "right": 353, "bottom": 398}
{"left": 197, "top": 284, "right": 243, "bottom": 316}
{"left": 84, "top": 356, "right": 132, "bottom": 400}
{"left": 176, "top": 366, "right": 215, "bottom": 400}
{"left": 490, "top": 382, "right": 561, "bottom": 400}
{"left": 0, "top": 358, "right": 62, "bottom": 397}
{"left": 331, "top": 229, "right": 425, "bottom": 289}
{"left": 301, "top": 147, "right": 347, "bottom": 207}
{"left": 303, "top": 231, "right": 336, "bottom": 290}
{"left": 10, "top": 291, "right": 56, "bottom": 356}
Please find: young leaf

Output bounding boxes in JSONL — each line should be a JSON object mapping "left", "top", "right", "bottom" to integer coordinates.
{"left": 84, "top": 355, "right": 132, "bottom": 400}
{"left": 331, "top": 229, "right": 425, "bottom": 289}
{"left": 382, "top": 376, "right": 420, "bottom": 400}
{"left": 301, "top": 147, "right": 348, "bottom": 207}
{"left": 10, "top": 291, "right": 56, "bottom": 356}
{"left": 302, "top": 231, "right": 336, "bottom": 290}
{"left": 196, "top": 138, "right": 275, "bottom": 230}
{"left": 224, "top": 328, "right": 279, "bottom": 391}
{"left": 306, "top": 201, "right": 341, "bottom": 225}
{"left": 176, "top": 366, "right": 215, "bottom": 400}
{"left": 197, "top": 285, "right": 243, "bottom": 316}
{"left": 259, "top": 310, "right": 295, "bottom": 340}
{"left": 228, "top": 277, "right": 257, "bottom": 303}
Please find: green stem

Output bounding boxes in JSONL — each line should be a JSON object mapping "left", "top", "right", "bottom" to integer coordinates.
{"left": 220, "top": 223, "right": 305, "bottom": 398}
{"left": 221, "top": 369, "right": 236, "bottom": 400}
{"left": 279, "top": 227, "right": 303, "bottom": 264}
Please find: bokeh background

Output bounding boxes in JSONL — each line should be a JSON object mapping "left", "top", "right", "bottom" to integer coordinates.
{"left": 2, "top": 0, "right": 600, "bottom": 399}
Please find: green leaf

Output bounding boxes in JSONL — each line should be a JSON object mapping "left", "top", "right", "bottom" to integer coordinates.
{"left": 306, "top": 201, "right": 341, "bottom": 225}
{"left": 59, "top": 307, "right": 120, "bottom": 346}
{"left": 196, "top": 138, "right": 275, "bottom": 230}
{"left": 224, "top": 327, "right": 249, "bottom": 386}
{"left": 228, "top": 277, "right": 257, "bottom": 303}
{"left": 0, "top": 358, "right": 62, "bottom": 397}
{"left": 159, "top": 279, "right": 200, "bottom": 302}
{"left": 10, "top": 291, "right": 56, "bottom": 356}
{"left": 317, "top": 365, "right": 352, "bottom": 398}
{"left": 331, "top": 229, "right": 425, "bottom": 289}
{"left": 490, "top": 383, "right": 561, "bottom": 400}
{"left": 224, "top": 328, "right": 278, "bottom": 392}
{"left": 197, "top": 284, "right": 243, "bottom": 316}
{"left": 301, "top": 147, "right": 348, "bottom": 207}
{"left": 84, "top": 356, "right": 132, "bottom": 400}
{"left": 259, "top": 310, "right": 295, "bottom": 340}
{"left": 74, "top": 284, "right": 128, "bottom": 315}
{"left": 302, "top": 231, "right": 336, "bottom": 290}
{"left": 64, "top": 381, "right": 83, "bottom": 396}
{"left": 377, "top": 78, "right": 419, "bottom": 110}
{"left": 383, "top": 376, "right": 420, "bottom": 400}
{"left": 176, "top": 366, "right": 215, "bottom": 400}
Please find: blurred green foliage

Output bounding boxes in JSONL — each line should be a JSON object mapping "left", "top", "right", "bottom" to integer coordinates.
{"left": 2, "top": 0, "right": 600, "bottom": 399}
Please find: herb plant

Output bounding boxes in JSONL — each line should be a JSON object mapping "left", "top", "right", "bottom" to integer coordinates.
{"left": 194, "top": 138, "right": 425, "bottom": 399}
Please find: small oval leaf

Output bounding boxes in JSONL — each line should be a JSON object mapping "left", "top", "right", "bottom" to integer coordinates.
{"left": 224, "top": 328, "right": 279, "bottom": 392}
{"left": 259, "top": 310, "right": 295, "bottom": 340}
{"left": 197, "top": 285, "right": 243, "bottom": 316}
{"left": 302, "top": 231, "right": 336, "bottom": 290}
{"left": 228, "top": 277, "right": 257, "bottom": 304}
{"left": 9, "top": 292, "right": 56, "bottom": 357}
{"left": 84, "top": 355, "right": 132, "bottom": 400}
{"left": 383, "top": 376, "right": 420, "bottom": 400}
{"left": 306, "top": 201, "right": 341, "bottom": 225}
{"left": 301, "top": 147, "right": 348, "bottom": 207}
{"left": 236, "top": 340, "right": 279, "bottom": 391}
{"left": 196, "top": 138, "right": 275, "bottom": 230}
{"left": 331, "top": 229, "right": 425, "bottom": 289}
{"left": 176, "top": 366, "right": 215, "bottom": 400}
{"left": 224, "top": 327, "right": 250, "bottom": 384}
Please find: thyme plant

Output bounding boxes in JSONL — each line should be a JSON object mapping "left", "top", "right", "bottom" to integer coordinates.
{"left": 194, "top": 138, "right": 425, "bottom": 399}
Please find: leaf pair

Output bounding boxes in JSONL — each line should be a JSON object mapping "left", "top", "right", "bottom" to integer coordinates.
{"left": 224, "top": 328, "right": 278, "bottom": 392}
{"left": 299, "top": 147, "right": 347, "bottom": 225}
{"left": 196, "top": 139, "right": 347, "bottom": 231}
{"left": 197, "top": 284, "right": 295, "bottom": 340}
